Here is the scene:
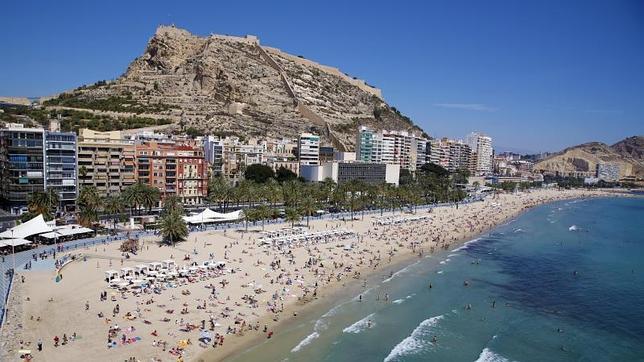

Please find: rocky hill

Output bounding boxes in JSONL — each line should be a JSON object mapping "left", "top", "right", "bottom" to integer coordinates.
{"left": 533, "top": 136, "right": 644, "bottom": 180}
{"left": 42, "top": 25, "right": 425, "bottom": 150}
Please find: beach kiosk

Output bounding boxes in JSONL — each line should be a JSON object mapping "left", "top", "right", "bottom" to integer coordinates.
{"left": 120, "top": 267, "right": 134, "bottom": 280}
{"left": 162, "top": 259, "right": 176, "bottom": 271}
{"left": 134, "top": 264, "right": 149, "bottom": 277}
{"left": 105, "top": 270, "right": 119, "bottom": 283}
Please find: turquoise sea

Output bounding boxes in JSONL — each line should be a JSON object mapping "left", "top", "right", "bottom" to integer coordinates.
{"left": 228, "top": 196, "right": 644, "bottom": 362}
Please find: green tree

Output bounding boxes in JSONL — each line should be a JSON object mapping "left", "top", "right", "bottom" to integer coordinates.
{"left": 244, "top": 164, "right": 275, "bottom": 183}
{"left": 27, "top": 188, "right": 59, "bottom": 220}
{"left": 299, "top": 194, "right": 317, "bottom": 227}
{"left": 208, "top": 176, "right": 233, "bottom": 211}
{"left": 275, "top": 167, "right": 297, "bottom": 183}
{"left": 103, "top": 194, "right": 125, "bottom": 230}
{"left": 77, "top": 186, "right": 101, "bottom": 227}
{"left": 285, "top": 207, "right": 301, "bottom": 227}
{"left": 159, "top": 210, "right": 188, "bottom": 245}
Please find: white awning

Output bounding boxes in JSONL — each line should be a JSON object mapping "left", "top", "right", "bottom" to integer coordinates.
{"left": 183, "top": 209, "right": 244, "bottom": 224}
{"left": 39, "top": 225, "right": 94, "bottom": 239}
{"left": 0, "top": 214, "right": 53, "bottom": 239}
{"left": 0, "top": 238, "right": 32, "bottom": 247}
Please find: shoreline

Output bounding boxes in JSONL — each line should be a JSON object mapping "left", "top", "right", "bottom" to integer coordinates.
{"left": 198, "top": 191, "right": 631, "bottom": 362}
{"left": 0, "top": 190, "right": 634, "bottom": 362}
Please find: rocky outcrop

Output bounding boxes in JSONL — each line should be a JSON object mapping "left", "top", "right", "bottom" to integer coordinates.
{"left": 534, "top": 137, "right": 644, "bottom": 179}
{"left": 44, "top": 25, "right": 425, "bottom": 150}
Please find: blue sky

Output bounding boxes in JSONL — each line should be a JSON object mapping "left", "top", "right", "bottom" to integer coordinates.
{"left": 1, "top": 0, "right": 643, "bottom": 152}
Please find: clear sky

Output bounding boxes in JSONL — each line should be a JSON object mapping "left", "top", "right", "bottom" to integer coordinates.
{"left": 1, "top": 0, "right": 643, "bottom": 152}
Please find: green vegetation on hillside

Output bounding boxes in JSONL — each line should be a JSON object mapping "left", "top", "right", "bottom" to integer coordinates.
{"left": 0, "top": 104, "right": 172, "bottom": 132}
{"left": 44, "top": 93, "right": 171, "bottom": 114}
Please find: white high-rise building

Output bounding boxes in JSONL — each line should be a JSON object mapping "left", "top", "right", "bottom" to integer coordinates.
{"left": 356, "top": 126, "right": 425, "bottom": 170}
{"left": 465, "top": 132, "right": 493, "bottom": 175}
{"left": 298, "top": 133, "right": 320, "bottom": 166}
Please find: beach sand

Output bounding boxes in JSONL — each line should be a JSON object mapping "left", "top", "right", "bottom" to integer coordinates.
{"left": 0, "top": 189, "right": 622, "bottom": 362}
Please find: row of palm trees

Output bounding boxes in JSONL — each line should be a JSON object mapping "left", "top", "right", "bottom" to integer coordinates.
{"left": 211, "top": 167, "right": 468, "bottom": 232}
{"left": 25, "top": 163, "right": 466, "bottom": 244}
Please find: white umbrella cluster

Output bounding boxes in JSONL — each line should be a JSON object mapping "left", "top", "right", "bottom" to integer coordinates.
{"left": 259, "top": 229, "right": 355, "bottom": 248}
{"left": 374, "top": 215, "right": 430, "bottom": 226}
{"left": 104, "top": 258, "right": 227, "bottom": 289}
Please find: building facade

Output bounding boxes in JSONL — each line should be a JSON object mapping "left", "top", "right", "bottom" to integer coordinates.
{"left": 300, "top": 161, "right": 400, "bottom": 186}
{"left": 0, "top": 125, "right": 45, "bottom": 214}
{"left": 465, "top": 132, "right": 493, "bottom": 175}
{"left": 77, "top": 129, "right": 136, "bottom": 197}
{"left": 44, "top": 131, "right": 78, "bottom": 211}
{"left": 298, "top": 133, "right": 320, "bottom": 166}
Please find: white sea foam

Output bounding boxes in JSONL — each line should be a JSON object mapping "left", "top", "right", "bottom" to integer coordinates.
{"left": 392, "top": 294, "right": 415, "bottom": 305}
{"left": 383, "top": 260, "right": 421, "bottom": 283}
{"left": 513, "top": 228, "right": 523, "bottom": 233}
{"left": 342, "top": 313, "right": 375, "bottom": 334}
{"left": 291, "top": 318, "right": 327, "bottom": 352}
{"left": 453, "top": 238, "right": 481, "bottom": 252}
{"left": 437, "top": 270, "right": 444, "bottom": 274}
{"left": 291, "top": 332, "right": 319, "bottom": 352}
{"left": 569, "top": 225, "right": 578, "bottom": 231}
{"left": 383, "top": 315, "right": 443, "bottom": 362}
{"left": 474, "top": 347, "right": 510, "bottom": 362}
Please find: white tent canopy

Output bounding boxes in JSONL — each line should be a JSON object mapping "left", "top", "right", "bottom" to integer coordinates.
{"left": 40, "top": 225, "right": 94, "bottom": 239}
{"left": 0, "top": 214, "right": 53, "bottom": 239}
{"left": 183, "top": 209, "right": 244, "bottom": 224}
{"left": 0, "top": 238, "right": 32, "bottom": 248}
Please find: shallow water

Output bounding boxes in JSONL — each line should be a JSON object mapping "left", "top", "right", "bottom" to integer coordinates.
{"left": 227, "top": 197, "right": 644, "bottom": 362}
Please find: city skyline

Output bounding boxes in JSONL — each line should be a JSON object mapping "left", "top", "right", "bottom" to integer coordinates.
{"left": 1, "top": 0, "right": 643, "bottom": 152}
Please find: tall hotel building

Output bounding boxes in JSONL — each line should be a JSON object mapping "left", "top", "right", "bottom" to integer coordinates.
{"left": 298, "top": 133, "right": 320, "bottom": 166}
{"left": 465, "top": 132, "right": 493, "bottom": 175}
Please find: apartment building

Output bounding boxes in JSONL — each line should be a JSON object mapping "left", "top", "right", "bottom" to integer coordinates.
{"left": 465, "top": 132, "right": 493, "bottom": 175}
{"left": 0, "top": 125, "right": 46, "bottom": 214}
{"left": 77, "top": 129, "right": 136, "bottom": 197}
{"left": 356, "top": 127, "right": 425, "bottom": 171}
{"left": 298, "top": 133, "right": 320, "bottom": 166}
{"left": 135, "top": 141, "right": 207, "bottom": 204}
{"left": 44, "top": 131, "right": 78, "bottom": 211}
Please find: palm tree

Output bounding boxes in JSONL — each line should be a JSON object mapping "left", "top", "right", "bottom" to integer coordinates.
{"left": 28, "top": 188, "right": 59, "bottom": 220}
{"left": 77, "top": 186, "right": 101, "bottom": 227}
{"left": 141, "top": 185, "right": 161, "bottom": 214}
{"left": 103, "top": 194, "right": 125, "bottom": 230}
{"left": 159, "top": 210, "right": 188, "bottom": 245}
{"left": 300, "top": 194, "right": 317, "bottom": 227}
{"left": 285, "top": 207, "right": 301, "bottom": 227}
{"left": 208, "top": 176, "right": 232, "bottom": 211}
{"left": 265, "top": 179, "right": 282, "bottom": 207}
{"left": 162, "top": 195, "right": 184, "bottom": 216}
{"left": 256, "top": 204, "right": 271, "bottom": 230}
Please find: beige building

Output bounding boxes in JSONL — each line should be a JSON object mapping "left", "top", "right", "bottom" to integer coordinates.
{"left": 77, "top": 129, "right": 136, "bottom": 196}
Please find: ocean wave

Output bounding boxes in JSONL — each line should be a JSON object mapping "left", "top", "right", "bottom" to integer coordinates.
{"left": 383, "top": 260, "right": 422, "bottom": 283}
{"left": 437, "top": 270, "right": 444, "bottom": 274}
{"left": 513, "top": 228, "right": 523, "bottom": 233}
{"left": 474, "top": 347, "right": 510, "bottom": 362}
{"left": 291, "top": 331, "right": 319, "bottom": 352}
{"left": 568, "top": 225, "right": 578, "bottom": 231}
{"left": 392, "top": 294, "right": 415, "bottom": 305}
{"left": 383, "top": 315, "right": 443, "bottom": 362}
{"left": 342, "top": 313, "right": 375, "bottom": 334}
{"left": 453, "top": 238, "right": 481, "bottom": 252}
{"left": 291, "top": 318, "right": 328, "bottom": 352}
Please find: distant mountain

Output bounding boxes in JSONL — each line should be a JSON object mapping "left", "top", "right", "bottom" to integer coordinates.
{"left": 533, "top": 136, "right": 644, "bottom": 179}
{"left": 41, "top": 25, "right": 425, "bottom": 150}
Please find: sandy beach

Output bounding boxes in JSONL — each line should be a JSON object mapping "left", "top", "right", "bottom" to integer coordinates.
{"left": 0, "top": 189, "right": 625, "bottom": 362}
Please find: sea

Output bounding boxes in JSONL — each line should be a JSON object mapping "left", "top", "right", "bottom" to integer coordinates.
{"left": 226, "top": 196, "right": 644, "bottom": 362}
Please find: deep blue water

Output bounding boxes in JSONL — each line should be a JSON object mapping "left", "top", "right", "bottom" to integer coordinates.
{"left": 230, "top": 197, "right": 644, "bottom": 362}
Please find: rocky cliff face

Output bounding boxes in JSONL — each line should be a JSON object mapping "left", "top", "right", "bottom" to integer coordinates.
{"left": 533, "top": 136, "right": 644, "bottom": 179}
{"left": 45, "top": 26, "right": 425, "bottom": 150}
